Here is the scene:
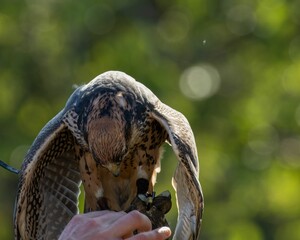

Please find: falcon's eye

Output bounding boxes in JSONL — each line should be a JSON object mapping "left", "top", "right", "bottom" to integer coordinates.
{"left": 90, "top": 150, "right": 103, "bottom": 164}
{"left": 113, "top": 154, "right": 124, "bottom": 164}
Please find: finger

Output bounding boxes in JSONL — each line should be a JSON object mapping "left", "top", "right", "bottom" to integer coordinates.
{"left": 109, "top": 210, "right": 152, "bottom": 237}
{"left": 78, "top": 210, "right": 112, "bottom": 218}
{"left": 126, "top": 227, "right": 171, "bottom": 240}
{"left": 80, "top": 210, "right": 126, "bottom": 219}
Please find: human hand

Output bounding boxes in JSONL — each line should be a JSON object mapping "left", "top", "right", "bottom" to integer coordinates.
{"left": 58, "top": 210, "right": 171, "bottom": 240}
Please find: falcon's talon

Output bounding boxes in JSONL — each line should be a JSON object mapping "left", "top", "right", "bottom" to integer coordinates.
{"left": 137, "top": 194, "right": 148, "bottom": 202}
{"left": 14, "top": 71, "right": 203, "bottom": 240}
{"left": 143, "top": 191, "right": 155, "bottom": 198}
{"left": 157, "top": 190, "right": 171, "bottom": 198}
{"left": 152, "top": 191, "right": 156, "bottom": 198}
{"left": 137, "top": 193, "right": 154, "bottom": 210}
{"left": 128, "top": 190, "right": 172, "bottom": 230}
{"left": 146, "top": 198, "right": 153, "bottom": 211}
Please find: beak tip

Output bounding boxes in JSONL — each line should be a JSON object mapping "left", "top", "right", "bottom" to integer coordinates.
{"left": 107, "top": 163, "right": 121, "bottom": 177}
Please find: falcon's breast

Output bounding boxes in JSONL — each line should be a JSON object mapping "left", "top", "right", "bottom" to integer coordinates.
{"left": 73, "top": 89, "right": 168, "bottom": 211}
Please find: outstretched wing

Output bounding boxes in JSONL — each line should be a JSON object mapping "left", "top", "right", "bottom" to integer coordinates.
{"left": 152, "top": 103, "right": 203, "bottom": 240}
{"left": 14, "top": 109, "right": 82, "bottom": 239}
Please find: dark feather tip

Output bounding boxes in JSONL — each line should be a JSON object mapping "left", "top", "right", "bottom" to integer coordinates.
{"left": 0, "top": 160, "right": 19, "bottom": 174}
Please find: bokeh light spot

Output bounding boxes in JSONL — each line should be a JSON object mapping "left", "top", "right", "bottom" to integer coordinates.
{"left": 254, "top": 1, "right": 287, "bottom": 38}
{"left": 179, "top": 64, "right": 220, "bottom": 100}
{"left": 265, "top": 167, "right": 300, "bottom": 216}
{"left": 243, "top": 147, "right": 272, "bottom": 171}
{"left": 157, "top": 9, "right": 190, "bottom": 43}
{"left": 248, "top": 124, "right": 279, "bottom": 156}
{"left": 226, "top": 4, "right": 256, "bottom": 36}
{"left": 280, "top": 138, "right": 300, "bottom": 168}
{"left": 243, "top": 124, "right": 278, "bottom": 170}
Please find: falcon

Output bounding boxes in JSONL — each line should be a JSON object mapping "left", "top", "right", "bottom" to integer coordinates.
{"left": 14, "top": 71, "right": 203, "bottom": 239}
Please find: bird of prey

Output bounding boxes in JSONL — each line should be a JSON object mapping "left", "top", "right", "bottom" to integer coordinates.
{"left": 13, "top": 71, "right": 203, "bottom": 240}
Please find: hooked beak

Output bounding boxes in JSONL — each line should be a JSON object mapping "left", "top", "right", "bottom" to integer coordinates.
{"left": 106, "top": 163, "right": 121, "bottom": 177}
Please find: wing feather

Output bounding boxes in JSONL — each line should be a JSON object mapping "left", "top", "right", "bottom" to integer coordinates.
{"left": 14, "top": 112, "right": 82, "bottom": 240}
{"left": 152, "top": 103, "right": 203, "bottom": 240}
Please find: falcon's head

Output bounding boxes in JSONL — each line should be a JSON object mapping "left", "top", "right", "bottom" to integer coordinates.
{"left": 86, "top": 114, "right": 128, "bottom": 177}
{"left": 80, "top": 86, "right": 136, "bottom": 177}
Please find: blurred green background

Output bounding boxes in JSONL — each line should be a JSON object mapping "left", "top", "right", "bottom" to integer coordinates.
{"left": 1, "top": 0, "right": 300, "bottom": 239}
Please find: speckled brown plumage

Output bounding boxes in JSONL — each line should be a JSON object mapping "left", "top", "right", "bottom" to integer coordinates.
{"left": 14, "top": 71, "right": 203, "bottom": 240}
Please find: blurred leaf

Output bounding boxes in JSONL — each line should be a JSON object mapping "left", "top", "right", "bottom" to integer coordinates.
{"left": 1, "top": 0, "right": 300, "bottom": 239}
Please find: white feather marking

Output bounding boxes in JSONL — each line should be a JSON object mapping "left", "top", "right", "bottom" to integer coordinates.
{"left": 137, "top": 166, "right": 148, "bottom": 179}
{"left": 115, "top": 92, "right": 127, "bottom": 108}
{"left": 95, "top": 188, "right": 104, "bottom": 199}
{"left": 185, "top": 153, "right": 199, "bottom": 176}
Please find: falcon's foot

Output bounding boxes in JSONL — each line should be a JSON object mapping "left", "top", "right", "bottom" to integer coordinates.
{"left": 127, "top": 190, "right": 172, "bottom": 230}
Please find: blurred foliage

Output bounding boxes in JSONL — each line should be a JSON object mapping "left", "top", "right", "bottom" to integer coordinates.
{"left": 1, "top": 0, "right": 300, "bottom": 239}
